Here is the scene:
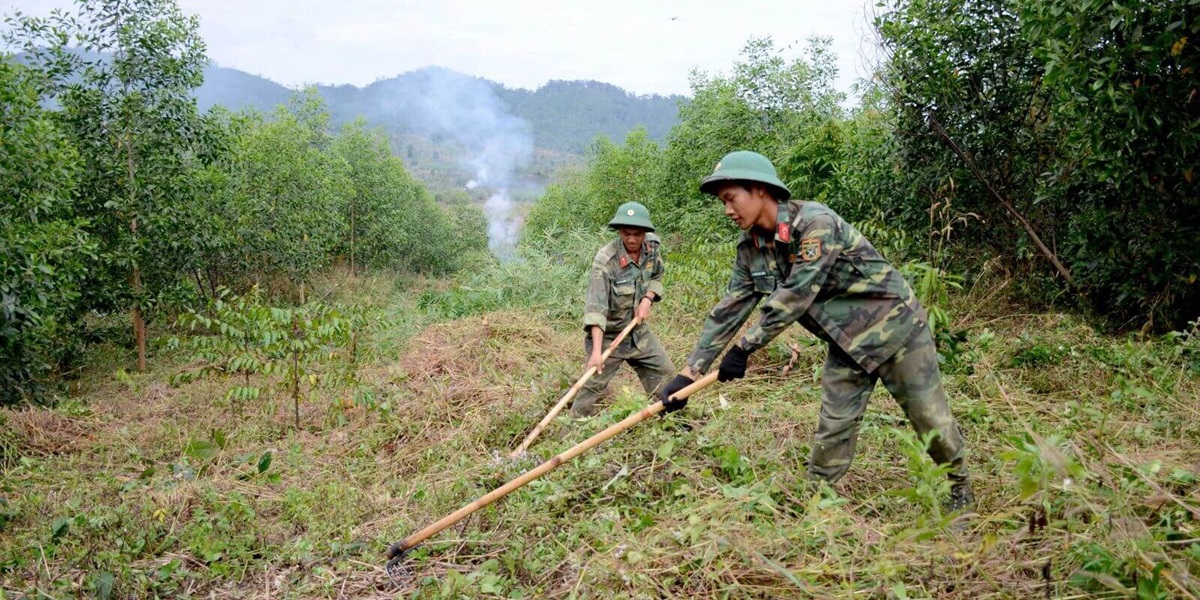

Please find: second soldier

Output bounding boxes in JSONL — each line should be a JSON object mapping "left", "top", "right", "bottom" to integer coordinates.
{"left": 570, "top": 202, "right": 676, "bottom": 419}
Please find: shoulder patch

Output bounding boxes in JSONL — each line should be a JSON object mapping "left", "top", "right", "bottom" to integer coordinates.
{"left": 799, "top": 238, "right": 822, "bottom": 261}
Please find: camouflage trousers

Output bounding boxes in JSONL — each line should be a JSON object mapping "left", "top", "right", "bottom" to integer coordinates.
{"left": 569, "top": 326, "right": 676, "bottom": 418}
{"left": 809, "top": 326, "right": 969, "bottom": 485}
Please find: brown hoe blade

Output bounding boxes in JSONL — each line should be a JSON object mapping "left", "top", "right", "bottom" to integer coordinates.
{"left": 385, "top": 371, "right": 719, "bottom": 579}
{"left": 510, "top": 317, "right": 641, "bottom": 457}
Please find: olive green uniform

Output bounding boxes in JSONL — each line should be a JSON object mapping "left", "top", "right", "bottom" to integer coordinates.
{"left": 571, "top": 234, "right": 676, "bottom": 418}
{"left": 686, "top": 199, "right": 968, "bottom": 485}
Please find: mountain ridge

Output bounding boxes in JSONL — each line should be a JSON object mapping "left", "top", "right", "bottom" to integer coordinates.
{"left": 197, "top": 63, "right": 684, "bottom": 155}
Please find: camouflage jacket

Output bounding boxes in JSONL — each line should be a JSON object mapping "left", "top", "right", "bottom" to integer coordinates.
{"left": 686, "top": 200, "right": 926, "bottom": 374}
{"left": 583, "top": 234, "right": 665, "bottom": 336}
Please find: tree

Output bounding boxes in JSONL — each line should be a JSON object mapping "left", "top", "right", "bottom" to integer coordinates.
{"left": 875, "top": 0, "right": 1200, "bottom": 328}
{"left": 331, "top": 118, "right": 438, "bottom": 273}
{"left": 522, "top": 168, "right": 589, "bottom": 242}
{"left": 656, "top": 37, "right": 846, "bottom": 238}
{"left": 7, "top": 0, "right": 211, "bottom": 370}
{"left": 584, "top": 128, "right": 663, "bottom": 228}
{"left": 1024, "top": 0, "right": 1199, "bottom": 328}
{"left": 0, "top": 58, "right": 93, "bottom": 404}
{"left": 204, "top": 94, "right": 350, "bottom": 296}
{"left": 524, "top": 37, "right": 853, "bottom": 244}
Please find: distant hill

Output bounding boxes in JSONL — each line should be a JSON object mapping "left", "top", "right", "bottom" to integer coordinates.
{"left": 197, "top": 65, "right": 293, "bottom": 114}
{"left": 498, "top": 80, "right": 680, "bottom": 153}
{"left": 14, "top": 53, "right": 682, "bottom": 194}
{"left": 196, "top": 64, "right": 683, "bottom": 155}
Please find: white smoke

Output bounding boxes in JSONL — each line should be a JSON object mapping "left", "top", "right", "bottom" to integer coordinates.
{"left": 373, "top": 68, "right": 532, "bottom": 259}
{"left": 485, "top": 191, "right": 513, "bottom": 253}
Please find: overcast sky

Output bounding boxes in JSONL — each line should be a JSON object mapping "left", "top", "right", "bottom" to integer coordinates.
{"left": 5, "top": 0, "right": 881, "bottom": 96}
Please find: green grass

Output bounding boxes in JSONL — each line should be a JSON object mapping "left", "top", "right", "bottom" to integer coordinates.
{"left": 1, "top": 257, "right": 1198, "bottom": 599}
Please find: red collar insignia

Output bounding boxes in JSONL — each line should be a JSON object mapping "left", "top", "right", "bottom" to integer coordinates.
{"left": 777, "top": 222, "right": 791, "bottom": 243}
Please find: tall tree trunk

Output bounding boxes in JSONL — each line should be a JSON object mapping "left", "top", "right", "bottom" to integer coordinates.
{"left": 291, "top": 314, "right": 301, "bottom": 429}
{"left": 126, "top": 129, "right": 146, "bottom": 371}
{"left": 194, "top": 269, "right": 207, "bottom": 300}
{"left": 207, "top": 268, "right": 218, "bottom": 300}
{"left": 132, "top": 262, "right": 146, "bottom": 372}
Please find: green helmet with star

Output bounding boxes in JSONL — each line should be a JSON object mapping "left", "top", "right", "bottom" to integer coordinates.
{"left": 699, "top": 151, "right": 791, "bottom": 200}
{"left": 607, "top": 202, "right": 656, "bottom": 232}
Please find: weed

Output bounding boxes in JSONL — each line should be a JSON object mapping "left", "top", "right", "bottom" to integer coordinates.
{"left": 1009, "top": 333, "right": 1070, "bottom": 367}
{"left": 0, "top": 413, "right": 16, "bottom": 472}
{"left": 169, "top": 286, "right": 367, "bottom": 427}
{"left": 902, "top": 260, "right": 964, "bottom": 336}
{"left": 889, "top": 429, "right": 952, "bottom": 524}
{"left": 1166, "top": 318, "right": 1200, "bottom": 375}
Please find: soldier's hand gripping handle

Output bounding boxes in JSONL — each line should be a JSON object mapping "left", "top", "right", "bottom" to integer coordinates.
{"left": 717, "top": 345, "right": 750, "bottom": 382}
{"left": 660, "top": 374, "right": 695, "bottom": 412}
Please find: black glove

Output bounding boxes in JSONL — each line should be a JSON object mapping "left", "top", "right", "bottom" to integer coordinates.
{"left": 718, "top": 345, "right": 751, "bottom": 382}
{"left": 660, "top": 374, "right": 694, "bottom": 412}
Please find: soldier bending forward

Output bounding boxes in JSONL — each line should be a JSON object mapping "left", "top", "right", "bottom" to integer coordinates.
{"left": 660, "top": 151, "right": 975, "bottom": 513}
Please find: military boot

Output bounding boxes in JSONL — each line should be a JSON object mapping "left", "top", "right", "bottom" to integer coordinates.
{"left": 568, "top": 403, "right": 597, "bottom": 421}
{"left": 946, "top": 481, "right": 976, "bottom": 514}
{"left": 568, "top": 396, "right": 599, "bottom": 421}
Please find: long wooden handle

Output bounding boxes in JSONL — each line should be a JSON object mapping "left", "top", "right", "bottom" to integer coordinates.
{"left": 388, "top": 371, "right": 719, "bottom": 558}
{"left": 510, "top": 317, "right": 641, "bottom": 457}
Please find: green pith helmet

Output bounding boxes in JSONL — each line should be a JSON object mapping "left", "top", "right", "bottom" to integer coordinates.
{"left": 699, "top": 151, "right": 791, "bottom": 200}
{"left": 607, "top": 202, "right": 656, "bottom": 232}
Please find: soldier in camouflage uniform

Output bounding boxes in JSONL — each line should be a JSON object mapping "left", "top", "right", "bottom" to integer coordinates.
{"left": 570, "top": 202, "right": 677, "bottom": 419}
{"left": 659, "top": 151, "right": 975, "bottom": 513}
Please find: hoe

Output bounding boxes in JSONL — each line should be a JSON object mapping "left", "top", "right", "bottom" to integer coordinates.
{"left": 385, "top": 371, "right": 719, "bottom": 580}
{"left": 510, "top": 316, "right": 641, "bottom": 457}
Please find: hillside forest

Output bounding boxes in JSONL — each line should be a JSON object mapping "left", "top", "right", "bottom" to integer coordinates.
{"left": 1, "top": 0, "right": 1198, "bottom": 598}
